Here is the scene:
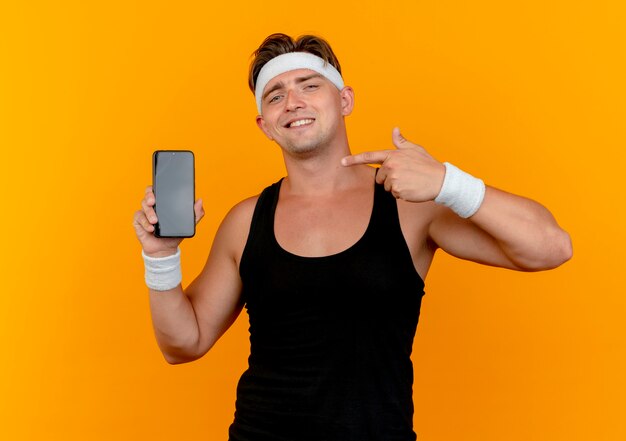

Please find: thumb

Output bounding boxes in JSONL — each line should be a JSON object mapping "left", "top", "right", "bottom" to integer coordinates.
{"left": 194, "top": 198, "right": 205, "bottom": 225}
{"left": 392, "top": 127, "right": 410, "bottom": 149}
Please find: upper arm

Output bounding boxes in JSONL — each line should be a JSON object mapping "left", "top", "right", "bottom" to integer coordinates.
{"left": 428, "top": 204, "right": 526, "bottom": 271}
{"left": 183, "top": 196, "right": 258, "bottom": 358}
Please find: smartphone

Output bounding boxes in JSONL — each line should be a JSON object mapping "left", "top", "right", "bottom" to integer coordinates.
{"left": 152, "top": 150, "right": 195, "bottom": 238}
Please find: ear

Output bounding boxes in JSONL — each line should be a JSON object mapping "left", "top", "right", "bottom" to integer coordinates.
{"left": 256, "top": 115, "right": 274, "bottom": 141}
{"left": 339, "top": 86, "right": 355, "bottom": 116}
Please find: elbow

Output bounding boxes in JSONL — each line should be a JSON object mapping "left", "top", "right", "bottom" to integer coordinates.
{"left": 164, "top": 354, "right": 193, "bottom": 365}
{"left": 545, "top": 228, "right": 573, "bottom": 269}
{"left": 164, "top": 355, "right": 182, "bottom": 365}
{"left": 160, "top": 337, "right": 216, "bottom": 365}
{"left": 159, "top": 340, "right": 204, "bottom": 365}
{"left": 163, "top": 349, "right": 202, "bottom": 365}
{"left": 558, "top": 230, "right": 574, "bottom": 264}
{"left": 516, "top": 228, "right": 573, "bottom": 271}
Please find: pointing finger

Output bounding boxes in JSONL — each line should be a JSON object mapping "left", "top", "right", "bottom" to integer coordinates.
{"left": 341, "top": 150, "right": 392, "bottom": 167}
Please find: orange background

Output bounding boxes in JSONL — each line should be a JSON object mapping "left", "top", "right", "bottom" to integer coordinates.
{"left": 1, "top": 1, "right": 624, "bottom": 440}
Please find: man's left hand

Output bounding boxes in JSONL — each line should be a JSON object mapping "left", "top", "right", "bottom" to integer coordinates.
{"left": 341, "top": 127, "right": 446, "bottom": 202}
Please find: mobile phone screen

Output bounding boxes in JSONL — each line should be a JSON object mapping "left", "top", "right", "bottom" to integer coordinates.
{"left": 152, "top": 150, "right": 195, "bottom": 238}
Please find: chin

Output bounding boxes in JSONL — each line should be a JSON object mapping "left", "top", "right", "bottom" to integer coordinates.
{"left": 283, "top": 144, "right": 321, "bottom": 157}
{"left": 281, "top": 137, "right": 326, "bottom": 155}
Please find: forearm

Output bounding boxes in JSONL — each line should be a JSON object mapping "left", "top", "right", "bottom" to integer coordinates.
{"left": 148, "top": 285, "right": 201, "bottom": 364}
{"left": 470, "top": 186, "right": 572, "bottom": 270}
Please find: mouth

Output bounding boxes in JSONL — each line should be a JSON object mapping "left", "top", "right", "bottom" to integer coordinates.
{"left": 284, "top": 118, "right": 315, "bottom": 128}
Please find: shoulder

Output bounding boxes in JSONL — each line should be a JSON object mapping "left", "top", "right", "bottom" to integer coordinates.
{"left": 225, "top": 194, "right": 260, "bottom": 225}
{"left": 217, "top": 194, "right": 259, "bottom": 241}
{"left": 223, "top": 179, "right": 282, "bottom": 224}
{"left": 218, "top": 178, "right": 283, "bottom": 242}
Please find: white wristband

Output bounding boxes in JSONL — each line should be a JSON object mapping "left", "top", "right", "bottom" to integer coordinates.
{"left": 142, "top": 248, "right": 182, "bottom": 291}
{"left": 434, "top": 162, "right": 486, "bottom": 218}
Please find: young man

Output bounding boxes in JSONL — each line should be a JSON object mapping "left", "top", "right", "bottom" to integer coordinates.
{"left": 133, "top": 33, "right": 572, "bottom": 441}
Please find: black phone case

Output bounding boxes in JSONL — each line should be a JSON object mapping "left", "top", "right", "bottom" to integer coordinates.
{"left": 152, "top": 150, "right": 196, "bottom": 238}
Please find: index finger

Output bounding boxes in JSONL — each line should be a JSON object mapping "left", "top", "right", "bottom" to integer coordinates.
{"left": 341, "top": 150, "right": 392, "bottom": 167}
{"left": 144, "top": 185, "right": 155, "bottom": 205}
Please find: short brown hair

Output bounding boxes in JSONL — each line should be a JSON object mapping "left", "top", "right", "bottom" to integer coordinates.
{"left": 248, "top": 33, "right": 342, "bottom": 93}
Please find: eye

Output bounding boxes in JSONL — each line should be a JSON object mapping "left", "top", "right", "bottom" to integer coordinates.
{"left": 305, "top": 84, "right": 319, "bottom": 90}
{"left": 268, "top": 94, "right": 282, "bottom": 104}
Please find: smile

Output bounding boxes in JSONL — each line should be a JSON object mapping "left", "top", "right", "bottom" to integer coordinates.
{"left": 287, "top": 118, "right": 314, "bottom": 128}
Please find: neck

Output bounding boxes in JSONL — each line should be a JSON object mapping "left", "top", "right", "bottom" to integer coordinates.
{"left": 280, "top": 136, "right": 370, "bottom": 196}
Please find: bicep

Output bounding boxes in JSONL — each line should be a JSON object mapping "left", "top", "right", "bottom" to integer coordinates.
{"left": 183, "top": 199, "right": 256, "bottom": 357}
{"left": 428, "top": 206, "right": 525, "bottom": 271}
{"left": 185, "top": 247, "right": 244, "bottom": 358}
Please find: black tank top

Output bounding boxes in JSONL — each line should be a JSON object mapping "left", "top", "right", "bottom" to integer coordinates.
{"left": 229, "top": 178, "right": 425, "bottom": 441}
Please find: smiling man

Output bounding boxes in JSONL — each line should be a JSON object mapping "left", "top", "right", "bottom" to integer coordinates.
{"left": 133, "top": 33, "right": 572, "bottom": 440}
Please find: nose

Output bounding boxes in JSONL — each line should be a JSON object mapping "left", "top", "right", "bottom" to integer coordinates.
{"left": 284, "top": 89, "right": 305, "bottom": 112}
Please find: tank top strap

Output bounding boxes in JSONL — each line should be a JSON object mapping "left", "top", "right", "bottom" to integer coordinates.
{"left": 369, "top": 180, "right": 402, "bottom": 232}
{"left": 254, "top": 179, "right": 282, "bottom": 234}
{"left": 239, "top": 178, "right": 283, "bottom": 280}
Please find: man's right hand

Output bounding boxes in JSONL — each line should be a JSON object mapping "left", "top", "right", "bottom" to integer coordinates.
{"left": 133, "top": 185, "right": 205, "bottom": 257}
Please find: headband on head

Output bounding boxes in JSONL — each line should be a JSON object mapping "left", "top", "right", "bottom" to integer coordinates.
{"left": 254, "top": 52, "right": 344, "bottom": 114}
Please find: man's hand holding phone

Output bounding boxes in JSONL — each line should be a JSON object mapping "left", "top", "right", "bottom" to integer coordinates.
{"left": 133, "top": 186, "right": 205, "bottom": 257}
{"left": 134, "top": 150, "right": 202, "bottom": 292}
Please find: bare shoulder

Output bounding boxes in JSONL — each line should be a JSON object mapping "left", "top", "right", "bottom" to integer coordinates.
{"left": 222, "top": 194, "right": 259, "bottom": 230}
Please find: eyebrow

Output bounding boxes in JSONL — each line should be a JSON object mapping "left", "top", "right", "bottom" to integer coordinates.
{"left": 262, "top": 73, "right": 324, "bottom": 101}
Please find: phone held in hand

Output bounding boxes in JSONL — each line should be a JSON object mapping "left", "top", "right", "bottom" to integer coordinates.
{"left": 152, "top": 150, "right": 195, "bottom": 238}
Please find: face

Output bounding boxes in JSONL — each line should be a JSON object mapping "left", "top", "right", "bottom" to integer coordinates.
{"left": 256, "top": 68, "right": 354, "bottom": 156}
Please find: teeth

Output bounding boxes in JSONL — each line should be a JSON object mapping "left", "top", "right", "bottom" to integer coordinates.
{"left": 289, "top": 119, "right": 313, "bottom": 128}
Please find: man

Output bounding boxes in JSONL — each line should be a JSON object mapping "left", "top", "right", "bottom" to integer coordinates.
{"left": 133, "top": 33, "right": 572, "bottom": 441}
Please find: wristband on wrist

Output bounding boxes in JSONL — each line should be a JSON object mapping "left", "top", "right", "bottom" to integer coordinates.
{"left": 434, "top": 162, "right": 486, "bottom": 218}
{"left": 142, "top": 248, "right": 182, "bottom": 291}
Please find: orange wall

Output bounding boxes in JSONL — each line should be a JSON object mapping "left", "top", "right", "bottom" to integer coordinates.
{"left": 1, "top": 1, "right": 624, "bottom": 440}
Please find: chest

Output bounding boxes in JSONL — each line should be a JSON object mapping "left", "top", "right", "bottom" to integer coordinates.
{"left": 274, "top": 192, "right": 372, "bottom": 258}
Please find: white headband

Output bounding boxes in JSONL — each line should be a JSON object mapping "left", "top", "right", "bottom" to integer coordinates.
{"left": 254, "top": 52, "right": 344, "bottom": 114}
